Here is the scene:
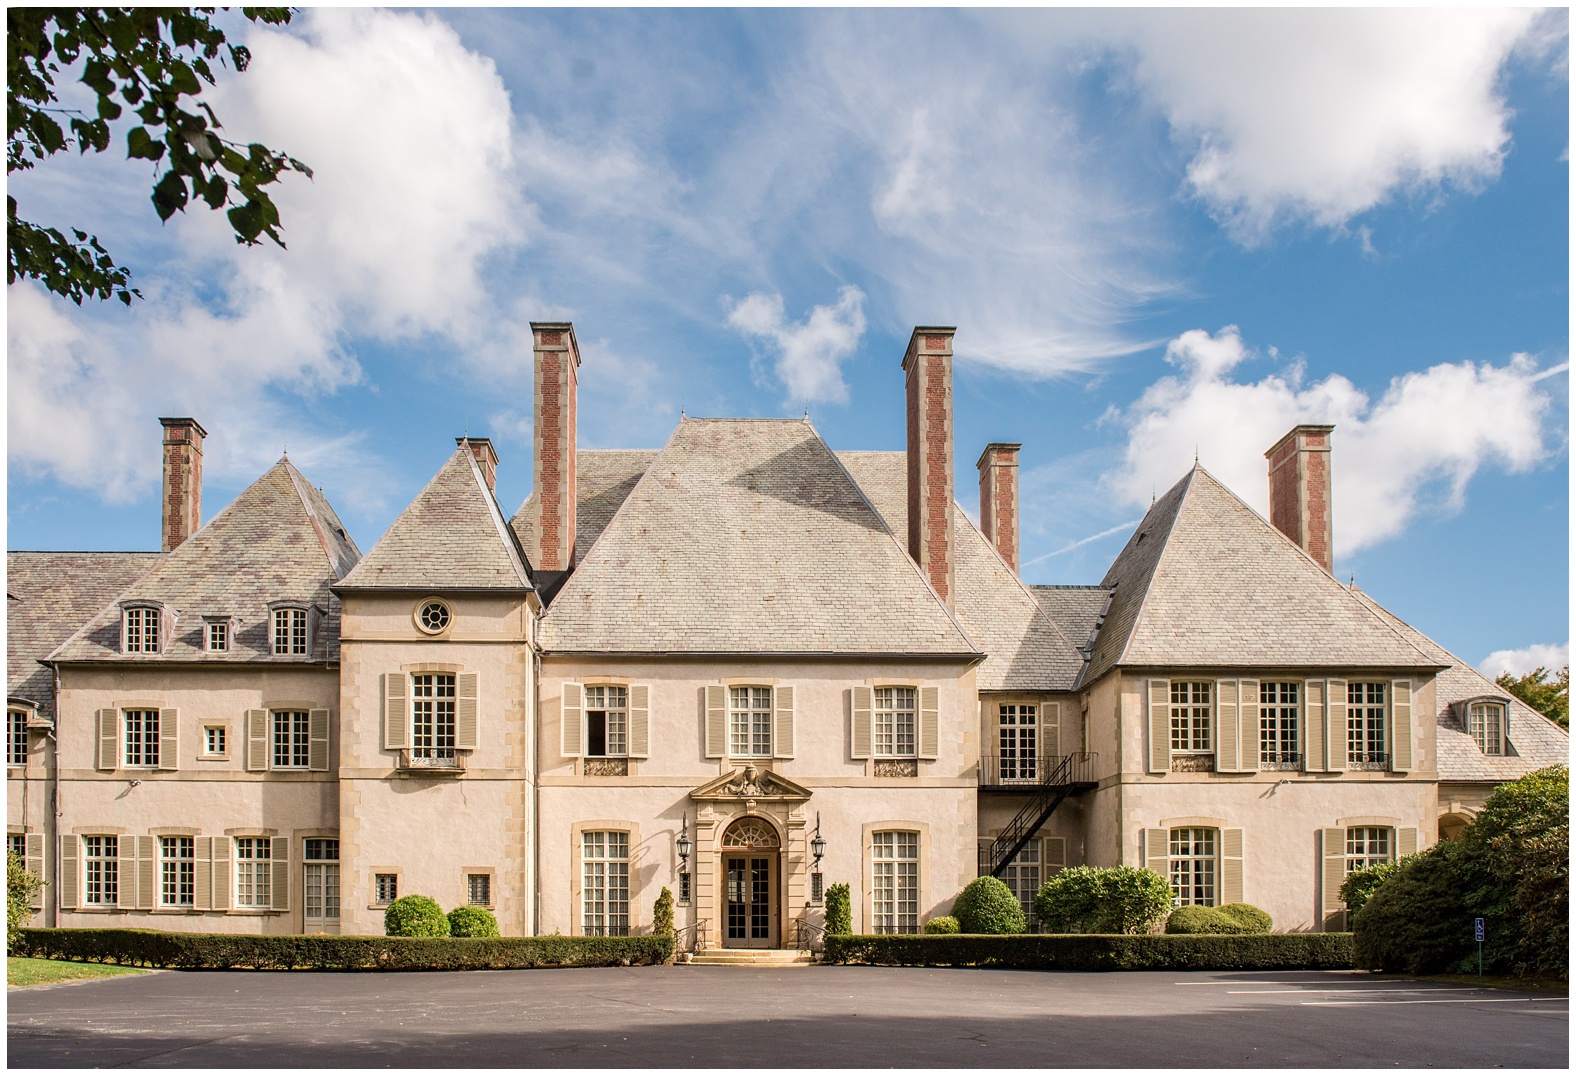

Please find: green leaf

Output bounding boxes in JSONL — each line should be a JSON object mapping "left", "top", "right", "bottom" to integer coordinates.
{"left": 151, "top": 169, "right": 188, "bottom": 221}
{"left": 125, "top": 126, "right": 163, "bottom": 161}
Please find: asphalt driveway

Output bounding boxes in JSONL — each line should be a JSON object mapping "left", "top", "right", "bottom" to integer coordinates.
{"left": 7, "top": 965, "right": 1568, "bottom": 1068}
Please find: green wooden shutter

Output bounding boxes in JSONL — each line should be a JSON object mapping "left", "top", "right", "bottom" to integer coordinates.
{"left": 158, "top": 708, "right": 179, "bottom": 771}
{"left": 1147, "top": 680, "right": 1171, "bottom": 774}
{"left": 308, "top": 709, "right": 331, "bottom": 772}
{"left": 96, "top": 709, "right": 118, "bottom": 771}
{"left": 270, "top": 837, "right": 290, "bottom": 912}
{"left": 1303, "top": 680, "right": 1327, "bottom": 772}
{"left": 918, "top": 687, "right": 939, "bottom": 760}
{"left": 850, "top": 686, "right": 872, "bottom": 760}
{"left": 25, "top": 833, "right": 44, "bottom": 909}
{"left": 246, "top": 709, "right": 269, "bottom": 771}
{"left": 628, "top": 685, "right": 650, "bottom": 759}
{"left": 1042, "top": 701, "right": 1061, "bottom": 761}
{"left": 137, "top": 836, "right": 155, "bottom": 910}
{"left": 1396, "top": 827, "right": 1418, "bottom": 859}
{"left": 705, "top": 685, "right": 727, "bottom": 759}
{"left": 59, "top": 836, "right": 78, "bottom": 910}
{"left": 193, "top": 836, "right": 213, "bottom": 912}
{"left": 456, "top": 672, "right": 480, "bottom": 751}
{"left": 211, "top": 837, "right": 231, "bottom": 911}
{"left": 1144, "top": 828, "right": 1169, "bottom": 878}
{"left": 561, "top": 682, "right": 584, "bottom": 758}
{"left": 1321, "top": 827, "right": 1347, "bottom": 930}
{"left": 117, "top": 837, "right": 137, "bottom": 909}
{"left": 1221, "top": 828, "right": 1244, "bottom": 905}
{"left": 1389, "top": 680, "right": 1413, "bottom": 772}
{"left": 774, "top": 686, "right": 795, "bottom": 759}
{"left": 383, "top": 674, "right": 409, "bottom": 752}
{"left": 1326, "top": 679, "right": 1348, "bottom": 773}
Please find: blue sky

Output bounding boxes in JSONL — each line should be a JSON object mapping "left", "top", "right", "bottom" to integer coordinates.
{"left": 7, "top": 7, "right": 1569, "bottom": 676}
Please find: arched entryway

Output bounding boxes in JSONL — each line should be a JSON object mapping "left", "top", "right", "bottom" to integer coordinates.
{"left": 721, "top": 817, "right": 780, "bottom": 948}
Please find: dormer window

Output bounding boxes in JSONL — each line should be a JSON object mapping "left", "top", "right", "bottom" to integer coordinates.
{"left": 203, "top": 616, "right": 233, "bottom": 653}
{"left": 122, "top": 604, "right": 162, "bottom": 654}
{"left": 1467, "top": 701, "right": 1507, "bottom": 756}
{"left": 271, "top": 605, "right": 310, "bottom": 657}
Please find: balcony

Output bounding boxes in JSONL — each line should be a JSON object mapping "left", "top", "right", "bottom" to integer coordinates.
{"left": 1258, "top": 751, "right": 1303, "bottom": 772}
{"left": 397, "top": 749, "right": 465, "bottom": 775}
{"left": 1348, "top": 751, "right": 1390, "bottom": 772}
{"left": 978, "top": 752, "right": 1100, "bottom": 792}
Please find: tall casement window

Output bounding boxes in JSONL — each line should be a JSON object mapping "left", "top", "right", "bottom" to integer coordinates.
{"left": 1168, "top": 828, "right": 1216, "bottom": 906}
{"left": 272, "top": 607, "right": 309, "bottom": 656}
{"left": 123, "top": 606, "right": 160, "bottom": 653}
{"left": 1345, "top": 827, "right": 1391, "bottom": 874}
{"left": 1001, "top": 843, "right": 1040, "bottom": 923}
{"left": 160, "top": 836, "right": 195, "bottom": 908}
{"left": 998, "top": 703, "right": 1038, "bottom": 780}
{"left": 235, "top": 837, "right": 272, "bottom": 908}
{"left": 728, "top": 687, "right": 772, "bottom": 758}
{"left": 874, "top": 688, "right": 917, "bottom": 757}
{"left": 1468, "top": 702, "right": 1506, "bottom": 756}
{"left": 272, "top": 710, "right": 311, "bottom": 769}
{"left": 1170, "top": 683, "right": 1212, "bottom": 753}
{"left": 411, "top": 674, "right": 457, "bottom": 761}
{"left": 124, "top": 709, "right": 160, "bottom": 767}
{"left": 1259, "top": 682, "right": 1300, "bottom": 768}
{"left": 7, "top": 709, "right": 27, "bottom": 766}
{"left": 303, "top": 839, "right": 340, "bottom": 925}
{"left": 582, "top": 831, "right": 630, "bottom": 937}
{"left": 1348, "top": 682, "right": 1387, "bottom": 766}
{"left": 871, "top": 831, "right": 920, "bottom": 935}
{"left": 585, "top": 686, "right": 627, "bottom": 757}
{"left": 84, "top": 836, "right": 119, "bottom": 906}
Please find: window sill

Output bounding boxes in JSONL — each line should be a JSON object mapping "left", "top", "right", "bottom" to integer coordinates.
{"left": 198, "top": 755, "right": 229, "bottom": 762}
{"left": 396, "top": 750, "right": 466, "bottom": 775}
{"left": 150, "top": 907, "right": 201, "bottom": 914}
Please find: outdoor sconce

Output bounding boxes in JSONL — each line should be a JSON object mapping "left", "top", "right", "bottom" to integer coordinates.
{"left": 809, "top": 813, "right": 827, "bottom": 905}
{"left": 810, "top": 813, "right": 826, "bottom": 867}
{"left": 677, "top": 815, "right": 692, "bottom": 866}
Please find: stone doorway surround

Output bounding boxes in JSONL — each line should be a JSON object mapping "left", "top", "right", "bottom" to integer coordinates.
{"left": 689, "top": 765, "right": 812, "bottom": 951}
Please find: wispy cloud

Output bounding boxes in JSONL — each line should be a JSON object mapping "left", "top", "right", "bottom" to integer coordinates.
{"left": 1021, "top": 519, "right": 1145, "bottom": 569}
{"left": 1479, "top": 642, "right": 1569, "bottom": 679}
{"left": 727, "top": 286, "right": 867, "bottom": 405}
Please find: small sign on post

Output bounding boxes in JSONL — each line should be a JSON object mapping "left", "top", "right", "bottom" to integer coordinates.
{"left": 1474, "top": 917, "right": 1485, "bottom": 976}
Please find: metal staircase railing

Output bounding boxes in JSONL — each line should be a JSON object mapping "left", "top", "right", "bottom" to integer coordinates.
{"left": 981, "top": 752, "right": 1098, "bottom": 878}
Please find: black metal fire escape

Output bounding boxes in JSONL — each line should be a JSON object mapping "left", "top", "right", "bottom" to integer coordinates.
{"left": 980, "top": 753, "right": 1099, "bottom": 878}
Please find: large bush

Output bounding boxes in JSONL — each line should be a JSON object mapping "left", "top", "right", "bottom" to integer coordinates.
{"left": 826, "top": 932, "right": 1352, "bottom": 970}
{"left": 824, "top": 883, "right": 851, "bottom": 936}
{"left": 1034, "top": 866, "right": 1173, "bottom": 934}
{"left": 384, "top": 895, "right": 450, "bottom": 938}
{"left": 1165, "top": 903, "right": 1271, "bottom": 935}
{"left": 951, "top": 876, "right": 1026, "bottom": 934}
{"left": 447, "top": 906, "right": 499, "bottom": 938}
{"left": 8, "top": 851, "right": 43, "bottom": 950}
{"left": 922, "top": 916, "right": 960, "bottom": 935}
{"left": 1339, "top": 860, "right": 1400, "bottom": 918}
{"left": 1350, "top": 841, "right": 1469, "bottom": 975}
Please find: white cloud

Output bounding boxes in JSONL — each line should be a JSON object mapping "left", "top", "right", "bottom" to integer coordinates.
{"left": 1107, "top": 327, "right": 1557, "bottom": 554}
{"left": 1479, "top": 643, "right": 1570, "bottom": 679}
{"left": 727, "top": 286, "right": 867, "bottom": 405}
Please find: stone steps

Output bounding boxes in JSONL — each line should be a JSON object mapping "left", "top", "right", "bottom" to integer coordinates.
{"left": 684, "top": 948, "right": 816, "bottom": 966}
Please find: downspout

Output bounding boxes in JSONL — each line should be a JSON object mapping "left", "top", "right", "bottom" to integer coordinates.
{"left": 47, "top": 661, "right": 61, "bottom": 927}
{"left": 531, "top": 612, "right": 543, "bottom": 937}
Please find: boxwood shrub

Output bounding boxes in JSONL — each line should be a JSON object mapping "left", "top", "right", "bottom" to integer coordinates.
{"left": 951, "top": 876, "right": 1026, "bottom": 934}
{"left": 824, "top": 932, "right": 1353, "bottom": 970}
{"left": 12, "top": 927, "right": 673, "bottom": 971}
{"left": 384, "top": 895, "right": 449, "bottom": 937}
{"left": 922, "top": 916, "right": 961, "bottom": 935}
{"left": 824, "top": 883, "right": 852, "bottom": 936}
{"left": 1165, "top": 903, "right": 1273, "bottom": 935}
{"left": 446, "top": 906, "right": 500, "bottom": 938}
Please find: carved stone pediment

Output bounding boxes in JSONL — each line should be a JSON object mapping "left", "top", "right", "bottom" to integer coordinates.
{"left": 690, "top": 764, "right": 812, "bottom": 803}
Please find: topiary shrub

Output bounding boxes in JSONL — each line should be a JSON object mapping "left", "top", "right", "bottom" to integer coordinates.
{"left": 1219, "top": 903, "right": 1272, "bottom": 932}
{"left": 447, "top": 906, "right": 499, "bottom": 938}
{"left": 1165, "top": 903, "right": 1271, "bottom": 935}
{"left": 951, "top": 876, "right": 1026, "bottom": 935}
{"left": 384, "top": 895, "right": 449, "bottom": 938}
{"left": 922, "top": 916, "right": 960, "bottom": 935}
{"left": 1340, "top": 860, "right": 1400, "bottom": 918}
{"left": 1034, "top": 866, "right": 1173, "bottom": 934}
{"left": 8, "top": 850, "right": 43, "bottom": 951}
{"left": 652, "top": 887, "right": 674, "bottom": 937}
{"left": 824, "top": 883, "right": 851, "bottom": 936}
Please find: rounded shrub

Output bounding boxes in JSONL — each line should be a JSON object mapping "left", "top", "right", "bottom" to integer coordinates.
{"left": 951, "top": 876, "right": 1026, "bottom": 935}
{"left": 447, "top": 906, "right": 499, "bottom": 938}
{"left": 1164, "top": 903, "right": 1271, "bottom": 935}
{"left": 1219, "top": 903, "right": 1272, "bottom": 932}
{"left": 824, "top": 883, "right": 852, "bottom": 936}
{"left": 1034, "top": 866, "right": 1173, "bottom": 934}
{"left": 922, "top": 915, "right": 960, "bottom": 935}
{"left": 384, "top": 895, "right": 449, "bottom": 938}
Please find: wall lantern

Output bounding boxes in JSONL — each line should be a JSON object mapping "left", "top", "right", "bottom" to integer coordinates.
{"left": 677, "top": 815, "right": 692, "bottom": 866}
{"left": 810, "top": 812, "right": 826, "bottom": 867}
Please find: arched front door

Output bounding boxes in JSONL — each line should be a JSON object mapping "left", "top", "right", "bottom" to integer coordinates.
{"left": 721, "top": 817, "right": 779, "bottom": 948}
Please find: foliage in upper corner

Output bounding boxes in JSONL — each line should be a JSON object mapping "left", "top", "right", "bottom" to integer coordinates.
{"left": 7, "top": 7, "right": 312, "bottom": 305}
{"left": 1495, "top": 665, "right": 1569, "bottom": 729}
{"left": 8, "top": 851, "right": 45, "bottom": 951}
{"left": 652, "top": 886, "right": 674, "bottom": 937}
{"left": 1034, "top": 866, "right": 1174, "bottom": 935}
{"left": 823, "top": 883, "right": 851, "bottom": 936}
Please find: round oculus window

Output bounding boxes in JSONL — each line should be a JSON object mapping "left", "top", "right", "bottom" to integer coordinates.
{"left": 416, "top": 599, "right": 451, "bottom": 634}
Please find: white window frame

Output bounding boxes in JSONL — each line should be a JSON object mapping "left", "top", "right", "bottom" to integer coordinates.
{"left": 7, "top": 708, "right": 27, "bottom": 767}
{"left": 1468, "top": 702, "right": 1506, "bottom": 756}
{"left": 303, "top": 839, "right": 340, "bottom": 924}
{"left": 160, "top": 836, "right": 195, "bottom": 908}
{"left": 1001, "top": 841, "right": 1041, "bottom": 924}
{"left": 205, "top": 620, "right": 230, "bottom": 653}
{"left": 84, "top": 835, "right": 119, "bottom": 906}
{"left": 271, "top": 606, "right": 310, "bottom": 657}
{"left": 874, "top": 687, "right": 918, "bottom": 758}
{"left": 998, "top": 703, "right": 1038, "bottom": 780}
{"left": 202, "top": 725, "right": 227, "bottom": 758}
{"left": 1167, "top": 827, "right": 1217, "bottom": 907}
{"left": 1348, "top": 682, "right": 1387, "bottom": 766}
{"left": 7, "top": 833, "right": 25, "bottom": 860}
{"left": 581, "top": 831, "right": 630, "bottom": 937}
{"left": 1259, "top": 681, "right": 1300, "bottom": 768}
{"left": 123, "top": 605, "right": 161, "bottom": 654}
{"left": 272, "top": 709, "right": 311, "bottom": 769}
{"left": 728, "top": 686, "right": 772, "bottom": 758}
{"left": 414, "top": 598, "right": 452, "bottom": 635}
{"left": 1170, "top": 682, "right": 1212, "bottom": 753}
{"left": 584, "top": 685, "right": 628, "bottom": 758}
{"left": 871, "top": 830, "right": 920, "bottom": 935}
{"left": 1344, "top": 826, "right": 1392, "bottom": 875}
{"left": 235, "top": 836, "right": 272, "bottom": 908}
{"left": 411, "top": 674, "right": 456, "bottom": 761}
{"left": 123, "top": 708, "right": 160, "bottom": 768}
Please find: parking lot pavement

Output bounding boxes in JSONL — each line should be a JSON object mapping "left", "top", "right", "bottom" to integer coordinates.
{"left": 7, "top": 966, "right": 1568, "bottom": 1068}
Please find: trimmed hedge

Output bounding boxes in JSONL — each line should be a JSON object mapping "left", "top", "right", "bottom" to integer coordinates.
{"left": 1165, "top": 903, "right": 1273, "bottom": 935}
{"left": 12, "top": 928, "right": 673, "bottom": 971}
{"left": 824, "top": 932, "right": 1353, "bottom": 971}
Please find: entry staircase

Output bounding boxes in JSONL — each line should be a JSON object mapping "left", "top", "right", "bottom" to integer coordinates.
{"left": 979, "top": 752, "right": 1099, "bottom": 878}
{"left": 685, "top": 948, "right": 814, "bottom": 967}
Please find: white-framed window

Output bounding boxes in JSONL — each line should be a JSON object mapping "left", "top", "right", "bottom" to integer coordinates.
{"left": 206, "top": 621, "right": 229, "bottom": 652}
{"left": 272, "top": 710, "right": 310, "bottom": 769}
{"left": 374, "top": 873, "right": 398, "bottom": 905}
{"left": 1468, "top": 702, "right": 1506, "bottom": 756}
{"left": 160, "top": 836, "right": 195, "bottom": 908}
{"left": 7, "top": 833, "right": 25, "bottom": 861}
{"left": 874, "top": 687, "right": 918, "bottom": 758}
{"left": 585, "top": 686, "right": 628, "bottom": 758}
{"left": 1170, "top": 682, "right": 1212, "bottom": 752}
{"left": 1259, "top": 681, "right": 1300, "bottom": 767}
{"left": 303, "top": 839, "right": 340, "bottom": 923}
{"left": 999, "top": 703, "right": 1038, "bottom": 780}
{"left": 415, "top": 598, "right": 452, "bottom": 635}
{"left": 84, "top": 836, "right": 119, "bottom": 906}
{"left": 467, "top": 873, "right": 491, "bottom": 907}
{"left": 411, "top": 674, "right": 456, "bottom": 760}
{"left": 582, "top": 830, "right": 630, "bottom": 936}
{"left": 871, "top": 830, "right": 919, "bottom": 934}
{"left": 1348, "top": 682, "right": 1387, "bottom": 765}
{"left": 203, "top": 725, "right": 227, "bottom": 757}
{"left": 728, "top": 687, "right": 772, "bottom": 758}
{"left": 1001, "top": 842, "right": 1040, "bottom": 924}
{"left": 272, "top": 607, "right": 309, "bottom": 656}
{"left": 235, "top": 837, "right": 272, "bottom": 908}
{"left": 124, "top": 709, "right": 160, "bottom": 767}
{"left": 1168, "top": 828, "right": 1216, "bottom": 906}
{"left": 1345, "top": 827, "right": 1392, "bottom": 874}
{"left": 123, "top": 606, "right": 160, "bottom": 653}
{"left": 7, "top": 709, "right": 27, "bottom": 766}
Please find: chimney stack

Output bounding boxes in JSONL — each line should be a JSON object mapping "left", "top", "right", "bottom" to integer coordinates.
{"left": 458, "top": 437, "right": 499, "bottom": 493}
{"left": 1265, "top": 424, "right": 1335, "bottom": 573}
{"left": 159, "top": 417, "right": 206, "bottom": 552}
{"left": 977, "top": 442, "right": 1022, "bottom": 575}
{"left": 531, "top": 322, "right": 580, "bottom": 572}
{"left": 903, "top": 327, "right": 956, "bottom": 605}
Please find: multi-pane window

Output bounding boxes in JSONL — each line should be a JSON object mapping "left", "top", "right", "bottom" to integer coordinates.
{"left": 204, "top": 726, "right": 226, "bottom": 756}
{"left": 7, "top": 834, "right": 25, "bottom": 860}
{"left": 585, "top": 686, "right": 628, "bottom": 757}
{"left": 728, "top": 687, "right": 772, "bottom": 758}
{"left": 273, "top": 607, "right": 309, "bottom": 656}
{"left": 374, "top": 873, "right": 399, "bottom": 905}
{"left": 124, "top": 709, "right": 160, "bottom": 767}
{"left": 1348, "top": 683, "right": 1387, "bottom": 765}
{"left": 272, "top": 710, "right": 310, "bottom": 769}
{"left": 1170, "top": 683, "right": 1212, "bottom": 752}
{"left": 999, "top": 703, "right": 1038, "bottom": 780}
{"left": 1344, "top": 827, "right": 1391, "bottom": 874}
{"left": 1168, "top": 828, "right": 1216, "bottom": 906}
{"left": 582, "top": 831, "right": 630, "bottom": 936}
{"left": 871, "top": 831, "right": 919, "bottom": 934}
{"left": 7, "top": 709, "right": 27, "bottom": 766}
{"left": 1259, "top": 682, "right": 1300, "bottom": 767}
{"left": 303, "top": 839, "right": 340, "bottom": 922}
{"left": 411, "top": 674, "right": 456, "bottom": 760}
{"left": 467, "top": 873, "right": 492, "bottom": 907}
{"left": 206, "top": 621, "right": 229, "bottom": 652}
{"left": 874, "top": 688, "right": 917, "bottom": 757}
{"left": 235, "top": 837, "right": 272, "bottom": 908}
{"left": 160, "top": 836, "right": 195, "bottom": 908}
{"left": 1468, "top": 702, "right": 1505, "bottom": 756}
{"left": 123, "top": 607, "right": 160, "bottom": 653}
{"left": 84, "top": 836, "right": 119, "bottom": 905}
{"left": 1001, "top": 843, "right": 1040, "bottom": 925}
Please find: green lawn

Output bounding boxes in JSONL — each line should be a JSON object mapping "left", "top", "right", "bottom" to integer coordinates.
{"left": 8, "top": 957, "right": 149, "bottom": 988}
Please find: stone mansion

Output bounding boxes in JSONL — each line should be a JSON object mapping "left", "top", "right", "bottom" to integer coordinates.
{"left": 8, "top": 323, "right": 1566, "bottom": 947}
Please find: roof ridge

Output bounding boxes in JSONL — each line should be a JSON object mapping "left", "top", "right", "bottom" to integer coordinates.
{"left": 282, "top": 459, "right": 360, "bottom": 581}
{"left": 464, "top": 448, "right": 533, "bottom": 588}
{"left": 1111, "top": 468, "right": 1196, "bottom": 670}
{"left": 951, "top": 496, "right": 1078, "bottom": 655}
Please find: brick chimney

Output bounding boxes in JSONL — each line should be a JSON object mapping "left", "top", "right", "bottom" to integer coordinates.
{"left": 976, "top": 442, "right": 1022, "bottom": 575}
{"left": 457, "top": 436, "right": 499, "bottom": 493}
{"left": 1265, "top": 424, "right": 1335, "bottom": 573}
{"left": 903, "top": 327, "right": 956, "bottom": 604}
{"left": 531, "top": 322, "right": 580, "bottom": 572}
{"left": 159, "top": 417, "right": 206, "bottom": 552}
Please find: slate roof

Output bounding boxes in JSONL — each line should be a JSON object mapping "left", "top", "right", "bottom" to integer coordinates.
{"left": 49, "top": 460, "right": 361, "bottom": 664}
{"left": 1084, "top": 466, "right": 1440, "bottom": 683}
{"left": 1030, "top": 585, "right": 1112, "bottom": 658}
{"left": 511, "top": 449, "right": 657, "bottom": 566}
{"left": 7, "top": 552, "right": 164, "bottom": 715}
{"left": 839, "top": 451, "right": 1085, "bottom": 690}
{"left": 1347, "top": 587, "right": 1569, "bottom": 784}
{"left": 540, "top": 419, "right": 978, "bottom": 656}
{"left": 339, "top": 447, "right": 531, "bottom": 592}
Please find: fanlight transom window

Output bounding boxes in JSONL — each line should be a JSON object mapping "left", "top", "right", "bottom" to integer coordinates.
{"left": 721, "top": 818, "right": 779, "bottom": 848}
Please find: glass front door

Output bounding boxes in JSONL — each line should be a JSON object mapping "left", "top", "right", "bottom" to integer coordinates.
{"left": 724, "top": 855, "right": 775, "bottom": 948}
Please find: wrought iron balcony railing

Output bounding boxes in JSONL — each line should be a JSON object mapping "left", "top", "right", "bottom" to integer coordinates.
{"left": 978, "top": 752, "right": 1099, "bottom": 790}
